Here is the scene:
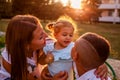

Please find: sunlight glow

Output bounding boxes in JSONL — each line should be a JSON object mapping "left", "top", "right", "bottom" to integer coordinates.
{"left": 54, "top": 0, "right": 58, "bottom": 2}
{"left": 70, "top": 0, "right": 82, "bottom": 9}
{"left": 60, "top": 0, "right": 68, "bottom": 6}
{"left": 59, "top": 0, "right": 82, "bottom": 9}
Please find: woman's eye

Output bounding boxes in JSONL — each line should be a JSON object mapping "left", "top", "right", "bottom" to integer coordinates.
{"left": 39, "top": 36, "right": 43, "bottom": 40}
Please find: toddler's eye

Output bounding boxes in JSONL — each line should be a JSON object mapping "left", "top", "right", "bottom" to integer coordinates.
{"left": 63, "top": 34, "right": 67, "bottom": 36}
{"left": 70, "top": 34, "right": 73, "bottom": 37}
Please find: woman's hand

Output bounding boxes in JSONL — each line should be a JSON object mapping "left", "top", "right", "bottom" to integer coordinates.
{"left": 95, "top": 63, "right": 108, "bottom": 80}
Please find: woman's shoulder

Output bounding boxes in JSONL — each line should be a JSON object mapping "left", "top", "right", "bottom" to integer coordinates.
{"left": 1, "top": 48, "right": 11, "bottom": 64}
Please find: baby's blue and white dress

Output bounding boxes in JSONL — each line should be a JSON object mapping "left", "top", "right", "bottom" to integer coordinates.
{"left": 43, "top": 42, "right": 74, "bottom": 80}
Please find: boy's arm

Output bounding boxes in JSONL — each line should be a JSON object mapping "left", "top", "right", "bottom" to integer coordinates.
{"left": 95, "top": 63, "right": 108, "bottom": 80}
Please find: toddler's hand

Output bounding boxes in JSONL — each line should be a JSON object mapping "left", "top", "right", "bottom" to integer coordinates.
{"left": 45, "top": 51, "right": 54, "bottom": 64}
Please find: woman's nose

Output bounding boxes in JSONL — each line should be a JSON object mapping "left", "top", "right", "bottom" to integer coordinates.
{"left": 43, "top": 32, "right": 48, "bottom": 38}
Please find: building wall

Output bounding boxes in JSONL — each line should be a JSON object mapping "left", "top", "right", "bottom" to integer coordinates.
{"left": 99, "top": 0, "right": 120, "bottom": 23}
{"left": 102, "top": 0, "right": 115, "bottom": 4}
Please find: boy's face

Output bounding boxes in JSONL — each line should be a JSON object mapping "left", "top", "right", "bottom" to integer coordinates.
{"left": 55, "top": 27, "right": 74, "bottom": 48}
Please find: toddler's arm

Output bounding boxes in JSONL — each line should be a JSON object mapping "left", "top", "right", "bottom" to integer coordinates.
{"left": 38, "top": 50, "right": 54, "bottom": 65}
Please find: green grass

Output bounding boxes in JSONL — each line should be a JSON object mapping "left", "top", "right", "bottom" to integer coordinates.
{"left": 0, "top": 20, "right": 8, "bottom": 51}
{"left": 74, "top": 23, "right": 120, "bottom": 60}
{"left": 0, "top": 19, "right": 9, "bottom": 32}
{"left": 0, "top": 19, "right": 120, "bottom": 60}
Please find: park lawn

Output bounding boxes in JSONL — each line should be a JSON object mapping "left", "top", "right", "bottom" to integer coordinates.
{"left": 0, "top": 19, "right": 9, "bottom": 32}
{"left": 0, "top": 20, "right": 120, "bottom": 60}
{"left": 75, "top": 22, "right": 120, "bottom": 60}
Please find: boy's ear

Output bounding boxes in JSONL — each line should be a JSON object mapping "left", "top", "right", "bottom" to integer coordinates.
{"left": 73, "top": 52, "right": 79, "bottom": 61}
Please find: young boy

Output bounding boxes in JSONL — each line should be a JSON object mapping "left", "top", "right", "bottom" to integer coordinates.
{"left": 71, "top": 32, "right": 111, "bottom": 80}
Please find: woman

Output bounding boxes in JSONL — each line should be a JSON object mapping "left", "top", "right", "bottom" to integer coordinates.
{"left": 0, "top": 15, "right": 47, "bottom": 80}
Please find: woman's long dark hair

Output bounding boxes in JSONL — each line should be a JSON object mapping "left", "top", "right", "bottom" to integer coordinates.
{"left": 5, "top": 15, "right": 41, "bottom": 80}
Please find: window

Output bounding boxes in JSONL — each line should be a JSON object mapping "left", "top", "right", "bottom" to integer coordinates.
{"left": 108, "top": 10, "right": 113, "bottom": 16}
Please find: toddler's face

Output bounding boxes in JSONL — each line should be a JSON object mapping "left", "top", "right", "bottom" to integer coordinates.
{"left": 55, "top": 27, "right": 74, "bottom": 48}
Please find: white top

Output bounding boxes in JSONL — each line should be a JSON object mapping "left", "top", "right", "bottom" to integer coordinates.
{"left": 0, "top": 48, "right": 44, "bottom": 80}
{"left": 0, "top": 37, "right": 53, "bottom": 80}
{"left": 73, "top": 63, "right": 111, "bottom": 80}
{"left": 43, "top": 42, "right": 74, "bottom": 80}
{"left": 0, "top": 48, "right": 11, "bottom": 79}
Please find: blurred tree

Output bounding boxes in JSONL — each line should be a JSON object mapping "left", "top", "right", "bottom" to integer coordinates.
{"left": 81, "top": 0, "right": 101, "bottom": 23}
{"left": 12, "top": 0, "right": 64, "bottom": 20}
{"left": 12, "top": 0, "right": 33, "bottom": 14}
{"left": 0, "top": 0, "right": 12, "bottom": 18}
{"left": 34, "top": 0, "right": 64, "bottom": 20}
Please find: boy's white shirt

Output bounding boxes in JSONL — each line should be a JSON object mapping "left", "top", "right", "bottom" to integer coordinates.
{"left": 73, "top": 62, "right": 111, "bottom": 80}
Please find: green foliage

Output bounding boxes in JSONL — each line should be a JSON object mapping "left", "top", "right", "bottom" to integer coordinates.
{"left": 80, "top": 0, "right": 101, "bottom": 22}
{"left": 0, "top": 36, "right": 5, "bottom": 51}
{"left": 0, "top": 0, "right": 13, "bottom": 18}
{"left": 12, "top": 0, "right": 64, "bottom": 20}
{"left": 0, "top": 20, "right": 7, "bottom": 54}
{"left": 0, "top": 36, "right": 5, "bottom": 54}
{"left": 0, "top": 20, "right": 9, "bottom": 32}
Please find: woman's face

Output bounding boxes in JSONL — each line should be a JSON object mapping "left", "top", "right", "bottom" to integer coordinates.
{"left": 29, "top": 25, "right": 47, "bottom": 51}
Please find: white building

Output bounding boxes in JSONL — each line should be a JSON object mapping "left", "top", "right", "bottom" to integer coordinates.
{"left": 99, "top": 0, "right": 120, "bottom": 23}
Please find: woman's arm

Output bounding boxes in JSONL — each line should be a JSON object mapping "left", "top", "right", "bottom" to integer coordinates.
{"left": 2, "top": 57, "right": 11, "bottom": 73}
